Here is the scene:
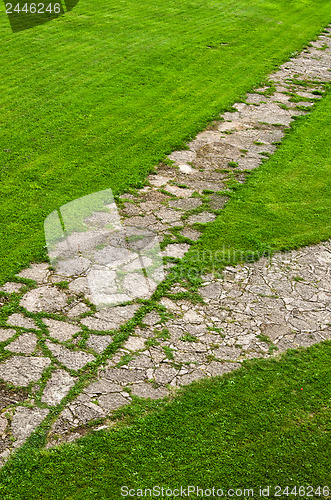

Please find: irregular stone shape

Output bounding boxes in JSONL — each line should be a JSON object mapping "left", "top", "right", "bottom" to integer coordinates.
{"left": 177, "top": 370, "right": 205, "bottom": 386}
{"left": 11, "top": 406, "right": 49, "bottom": 447}
{"left": 41, "top": 370, "right": 76, "bottom": 406}
{"left": 20, "top": 286, "right": 67, "bottom": 313}
{"left": 102, "top": 368, "right": 146, "bottom": 384}
{"left": 187, "top": 212, "right": 216, "bottom": 225}
{"left": 81, "top": 317, "right": 116, "bottom": 332}
{"left": 122, "top": 273, "right": 150, "bottom": 298}
{"left": 213, "top": 346, "right": 242, "bottom": 360}
{"left": 86, "top": 334, "right": 113, "bottom": 353}
{"left": 154, "top": 208, "right": 182, "bottom": 224}
{"left": 123, "top": 337, "right": 146, "bottom": 351}
{"left": 180, "top": 228, "right": 201, "bottom": 241}
{"left": 66, "top": 303, "right": 90, "bottom": 318}
{"left": 182, "top": 310, "right": 204, "bottom": 323}
{"left": 260, "top": 323, "right": 293, "bottom": 342}
{"left": 0, "top": 356, "right": 51, "bottom": 386}
{"left": 98, "top": 393, "right": 130, "bottom": 411}
{"left": 168, "top": 198, "right": 202, "bottom": 211}
{"left": 127, "top": 354, "right": 154, "bottom": 369}
{"left": 130, "top": 383, "right": 169, "bottom": 399}
{"left": 164, "top": 185, "right": 194, "bottom": 198}
{"left": 17, "top": 263, "right": 50, "bottom": 284}
{"left": 84, "top": 379, "right": 122, "bottom": 395}
{"left": 0, "top": 329, "right": 16, "bottom": 342}
{"left": 148, "top": 175, "right": 170, "bottom": 187}
{"left": 143, "top": 312, "right": 161, "bottom": 326}
{"left": 162, "top": 244, "right": 191, "bottom": 259}
{"left": 5, "top": 333, "right": 37, "bottom": 354}
{"left": 206, "top": 361, "right": 240, "bottom": 377}
{"left": 0, "top": 282, "right": 24, "bottom": 293}
{"left": 153, "top": 367, "right": 178, "bottom": 384}
{"left": 7, "top": 313, "right": 37, "bottom": 329}
{"left": 69, "top": 403, "right": 105, "bottom": 425}
{"left": 45, "top": 341, "right": 95, "bottom": 371}
{"left": 68, "top": 277, "right": 89, "bottom": 295}
{"left": 199, "top": 282, "right": 222, "bottom": 300}
{"left": 43, "top": 318, "right": 81, "bottom": 342}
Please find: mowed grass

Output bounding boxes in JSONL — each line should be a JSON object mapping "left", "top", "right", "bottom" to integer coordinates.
{"left": 183, "top": 86, "right": 331, "bottom": 273}
{"left": 0, "top": 342, "right": 330, "bottom": 499}
{"left": 1, "top": 0, "right": 331, "bottom": 281}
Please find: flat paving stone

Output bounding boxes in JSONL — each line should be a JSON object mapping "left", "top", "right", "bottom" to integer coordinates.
{"left": 43, "top": 318, "right": 81, "bottom": 342}
{"left": 11, "top": 407, "right": 49, "bottom": 447}
{"left": 187, "top": 212, "right": 216, "bottom": 224}
{"left": 20, "top": 286, "right": 67, "bottom": 313}
{"left": 0, "top": 356, "right": 51, "bottom": 386}
{"left": 123, "top": 337, "right": 146, "bottom": 351}
{"left": 162, "top": 243, "right": 191, "bottom": 258}
{"left": 41, "top": 370, "right": 77, "bottom": 406}
{"left": 7, "top": 313, "right": 37, "bottom": 329}
{"left": 0, "top": 283, "right": 24, "bottom": 293}
{"left": 0, "top": 329, "right": 16, "bottom": 342}
{"left": 98, "top": 393, "right": 130, "bottom": 411}
{"left": 85, "top": 334, "right": 113, "bottom": 353}
{"left": 16, "top": 263, "right": 50, "bottom": 284}
{"left": 130, "top": 383, "right": 169, "bottom": 399}
{"left": 5, "top": 333, "right": 37, "bottom": 354}
{"left": 45, "top": 341, "right": 95, "bottom": 371}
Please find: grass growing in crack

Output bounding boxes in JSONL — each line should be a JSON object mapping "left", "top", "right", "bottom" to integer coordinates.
{"left": 185, "top": 85, "right": 331, "bottom": 273}
{"left": 1, "top": 2, "right": 331, "bottom": 282}
{"left": 1, "top": 342, "right": 330, "bottom": 496}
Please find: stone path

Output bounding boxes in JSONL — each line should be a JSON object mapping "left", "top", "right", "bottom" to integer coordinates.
{"left": 0, "top": 26, "right": 330, "bottom": 465}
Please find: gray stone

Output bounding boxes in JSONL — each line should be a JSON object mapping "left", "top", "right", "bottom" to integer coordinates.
{"left": 127, "top": 354, "right": 154, "bottom": 369}
{"left": 43, "top": 318, "right": 81, "bottom": 342}
{"left": 17, "top": 263, "right": 50, "bottom": 284}
{"left": 180, "top": 228, "right": 201, "bottom": 241}
{"left": 98, "top": 393, "right": 130, "bottom": 411}
{"left": 143, "top": 312, "right": 161, "bottom": 326}
{"left": 208, "top": 194, "right": 228, "bottom": 210}
{"left": 0, "top": 329, "right": 16, "bottom": 342}
{"left": 0, "top": 356, "right": 51, "bottom": 386}
{"left": 154, "top": 208, "right": 182, "bottom": 223}
{"left": 7, "top": 313, "right": 37, "bottom": 329}
{"left": 177, "top": 370, "right": 205, "bottom": 386}
{"left": 199, "top": 282, "right": 222, "bottom": 300}
{"left": 213, "top": 346, "right": 242, "bottom": 361}
{"left": 187, "top": 212, "right": 216, "bottom": 224}
{"left": 20, "top": 286, "right": 67, "bottom": 313}
{"left": 69, "top": 403, "right": 105, "bottom": 425}
{"left": 41, "top": 370, "right": 76, "bottom": 406}
{"left": 122, "top": 273, "right": 150, "bottom": 298}
{"left": 123, "top": 337, "right": 146, "bottom": 351}
{"left": 153, "top": 367, "right": 178, "bottom": 384}
{"left": 11, "top": 407, "right": 49, "bottom": 447}
{"left": 86, "top": 334, "right": 113, "bottom": 353}
{"left": 206, "top": 361, "right": 240, "bottom": 377}
{"left": 0, "top": 282, "right": 24, "bottom": 293}
{"left": 66, "top": 302, "right": 90, "bottom": 318}
{"left": 45, "top": 341, "right": 95, "bottom": 371}
{"left": 5, "top": 333, "right": 37, "bottom": 354}
{"left": 162, "top": 244, "right": 191, "bottom": 258}
{"left": 84, "top": 379, "right": 122, "bottom": 395}
{"left": 168, "top": 198, "right": 202, "bottom": 211}
{"left": 259, "top": 323, "right": 293, "bottom": 342}
{"left": 102, "top": 368, "right": 146, "bottom": 383}
{"left": 130, "top": 383, "right": 168, "bottom": 399}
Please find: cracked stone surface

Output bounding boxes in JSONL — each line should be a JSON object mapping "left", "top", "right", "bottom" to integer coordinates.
{"left": 0, "top": 26, "right": 330, "bottom": 465}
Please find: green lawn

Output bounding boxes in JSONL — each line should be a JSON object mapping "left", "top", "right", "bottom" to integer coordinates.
{"left": 182, "top": 86, "right": 331, "bottom": 275}
{"left": 1, "top": 0, "right": 331, "bottom": 281}
{"left": 0, "top": 342, "right": 330, "bottom": 499}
